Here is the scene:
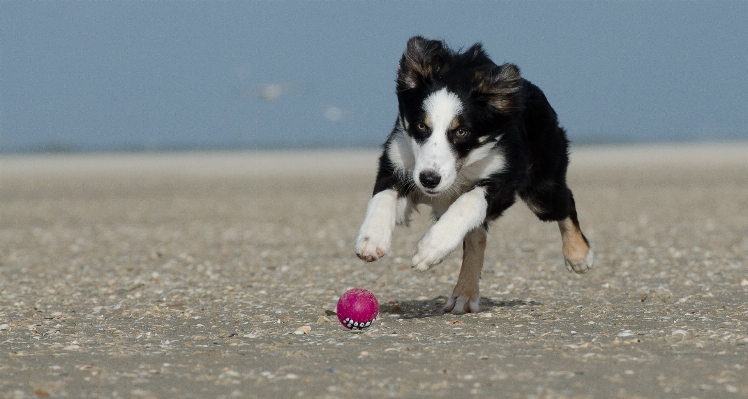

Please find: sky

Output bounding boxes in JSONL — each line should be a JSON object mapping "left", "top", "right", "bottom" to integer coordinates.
{"left": 1, "top": 1, "right": 747, "bottom": 152}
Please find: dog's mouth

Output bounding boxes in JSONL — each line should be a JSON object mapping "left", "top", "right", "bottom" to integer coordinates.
{"left": 418, "top": 185, "right": 448, "bottom": 197}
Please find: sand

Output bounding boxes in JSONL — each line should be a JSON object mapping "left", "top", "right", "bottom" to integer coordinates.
{"left": 1, "top": 143, "right": 747, "bottom": 398}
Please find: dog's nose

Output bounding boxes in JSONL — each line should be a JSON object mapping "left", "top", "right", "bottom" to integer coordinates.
{"left": 419, "top": 170, "right": 441, "bottom": 189}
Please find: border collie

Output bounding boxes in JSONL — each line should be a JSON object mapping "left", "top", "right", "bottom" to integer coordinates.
{"left": 355, "top": 36, "right": 593, "bottom": 314}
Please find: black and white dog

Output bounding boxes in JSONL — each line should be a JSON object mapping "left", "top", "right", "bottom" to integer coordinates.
{"left": 355, "top": 37, "right": 593, "bottom": 314}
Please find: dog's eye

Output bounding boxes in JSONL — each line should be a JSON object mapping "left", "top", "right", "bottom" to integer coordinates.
{"left": 416, "top": 122, "right": 428, "bottom": 132}
{"left": 455, "top": 128, "right": 470, "bottom": 138}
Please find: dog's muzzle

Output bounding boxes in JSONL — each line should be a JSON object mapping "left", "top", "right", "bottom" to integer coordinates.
{"left": 418, "top": 170, "right": 441, "bottom": 190}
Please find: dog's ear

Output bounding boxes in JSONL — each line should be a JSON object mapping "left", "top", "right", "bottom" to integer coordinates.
{"left": 475, "top": 63, "right": 524, "bottom": 115}
{"left": 397, "top": 36, "right": 445, "bottom": 91}
{"left": 465, "top": 42, "right": 488, "bottom": 61}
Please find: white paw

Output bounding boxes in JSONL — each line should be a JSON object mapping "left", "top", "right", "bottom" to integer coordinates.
{"left": 356, "top": 190, "right": 397, "bottom": 262}
{"left": 444, "top": 295, "right": 480, "bottom": 315}
{"left": 411, "top": 230, "right": 456, "bottom": 271}
{"left": 565, "top": 247, "right": 594, "bottom": 274}
{"left": 355, "top": 225, "right": 391, "bottom": 262}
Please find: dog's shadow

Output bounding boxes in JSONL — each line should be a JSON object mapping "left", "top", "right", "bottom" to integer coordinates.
{"left": 379, "top": 296, "right": 543, "bottom": 319}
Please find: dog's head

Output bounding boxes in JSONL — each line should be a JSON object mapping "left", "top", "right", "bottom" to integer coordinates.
{"left": 394, "top": 36, "right": 524, "bottom": 196}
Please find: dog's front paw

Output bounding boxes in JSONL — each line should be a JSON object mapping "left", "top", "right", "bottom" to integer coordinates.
{"left": 355, "top": 227, "right": 391, "bottom": 263}
{"left": 411, "top": 231, "right": 453, "bottom": 271}
{"left": 444, "top": 294, "right": 480, "bottom": 315}
{"left": 355, "top": 190, "right": 397, "bottom": 263}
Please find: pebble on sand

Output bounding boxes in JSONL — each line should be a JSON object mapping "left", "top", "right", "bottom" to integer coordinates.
{"left": 294, "top": 326, "right": 312, "bottom": 335}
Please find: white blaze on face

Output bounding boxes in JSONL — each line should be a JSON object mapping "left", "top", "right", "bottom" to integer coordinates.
{"left": 412, "top": 88, "right": 463, "bottom": 194}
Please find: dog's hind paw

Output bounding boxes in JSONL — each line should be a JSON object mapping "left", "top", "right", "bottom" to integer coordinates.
{"left": 564, "top": 248, "right": 594, "bottom": 274}
{"left": 444, "top": 295, "right": 480, "bottom": 315}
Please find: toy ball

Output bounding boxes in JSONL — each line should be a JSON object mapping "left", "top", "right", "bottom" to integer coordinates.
{"left": 336, "top": 288, "right": 379, "bottom": 330}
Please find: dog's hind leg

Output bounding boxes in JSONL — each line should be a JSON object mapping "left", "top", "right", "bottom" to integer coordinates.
{"left": 522, "top": 183, "right": 592, "bottom": 273}
{"left": 444, "top": 227, "right": 486, "bottom": 314}
{"left": 558, "top": 190, "right": 593, "bottom": 273}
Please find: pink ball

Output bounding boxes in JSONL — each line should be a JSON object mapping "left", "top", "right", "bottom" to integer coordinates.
{"left": 336, "top": 288, "right": 379, "bottom": 330}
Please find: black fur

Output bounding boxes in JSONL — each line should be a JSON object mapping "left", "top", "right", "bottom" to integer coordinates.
{"left": 373, "top": 36, "right": 583, "bottom": 231}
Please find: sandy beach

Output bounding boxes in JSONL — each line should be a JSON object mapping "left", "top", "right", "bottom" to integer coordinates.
{"left": 1, "top": 143, "right": 747, "bottom": 398}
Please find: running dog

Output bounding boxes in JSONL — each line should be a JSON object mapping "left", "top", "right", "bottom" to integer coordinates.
{"left": 355, "top": 36, "right": 593, "bottom": 314}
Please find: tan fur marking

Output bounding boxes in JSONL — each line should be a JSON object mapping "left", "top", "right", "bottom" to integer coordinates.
{"left": 558, "top": 217, "right": 589, "bottom": 262}
{"left": 445, "top": 228, "right": 486, "bottom": 314}
{"left": 398, "top": 52, "right": 429, "bottom": 89}
{"left": 450, "top": 117, "right": 460, "bottom": 130}
{"left": 404, "top": 52, "right": 432, "bottom": 79}
{"left": 397, "top": 37, "right": 444, "bottom": 90}
{"left": 477, "top": 63, "right": 523, "bottom": 113}
{"left": 423, "top": 114, "right": 431, "bottom": 129}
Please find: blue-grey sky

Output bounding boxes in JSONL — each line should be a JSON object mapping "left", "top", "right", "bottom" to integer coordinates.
{"left": 1, "top": 1, "right": 747, "bottom": 152}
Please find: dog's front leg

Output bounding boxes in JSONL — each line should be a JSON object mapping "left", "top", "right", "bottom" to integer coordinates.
{"left": 355, "top": 189, "right": 399, "bottom": 262}
{"left": 444, "top": 228, "right": 486, "bottom": 314}
{"left": 412, "top": 186, "right": 487, "bottom": 271}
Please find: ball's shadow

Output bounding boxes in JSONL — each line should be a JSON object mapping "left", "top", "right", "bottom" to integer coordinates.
{"left": 379, "top": 296, "right": 543, "bottom": 319}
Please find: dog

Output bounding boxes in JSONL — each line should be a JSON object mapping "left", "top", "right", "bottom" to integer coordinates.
{"left": 355, "top": 36, "right": 593, "bottom": 314}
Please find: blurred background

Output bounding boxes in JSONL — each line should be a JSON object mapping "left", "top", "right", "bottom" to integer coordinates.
{"left": 1, "top": 1, "right": 746, "bottom": 153}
